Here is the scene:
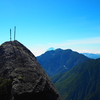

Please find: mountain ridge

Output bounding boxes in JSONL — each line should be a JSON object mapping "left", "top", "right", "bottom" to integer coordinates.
{"left": 37, "top": 48, "right": 90, "bottom": 76}
{"left": 51, "top": 58, "right": 100, "bottom": 100}
{"left": 81, "top": 53, "right": 100, "bottom": 59}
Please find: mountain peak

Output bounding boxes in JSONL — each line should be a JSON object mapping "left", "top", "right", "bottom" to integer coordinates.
{"left": 0, "top": 41, "right": 62, "bottom": 100}
{"left": 47, "top": 47, "right": 55, "bottom": 51}
{"left": 37, "top": 48, "right": 89, "bottom": 76}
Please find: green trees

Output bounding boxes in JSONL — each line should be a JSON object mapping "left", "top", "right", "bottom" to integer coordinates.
{"left": 52, "top": 58, "right": 100, "bottom": 100}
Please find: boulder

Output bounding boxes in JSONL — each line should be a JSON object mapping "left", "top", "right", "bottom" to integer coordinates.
{"left": 0, "top": 40, "right": 62, "bottom": 100}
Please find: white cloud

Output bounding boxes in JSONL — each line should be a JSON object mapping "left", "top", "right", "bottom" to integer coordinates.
{"left": 48, "top": 43, "right": 52, "bottom": 44}
{"left": 28, "top": 37, "right": 100, "bottom": 56}
{"left": 55, "top": 37, "right": 100, "bottom": 46}
{"left": 30, "top": 48, "right": 46, "bottom": 56}
{"left": 76, "top": 37, "right": 100, "bottom": 44}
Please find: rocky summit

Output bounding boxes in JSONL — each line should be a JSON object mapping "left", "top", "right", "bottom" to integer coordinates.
{"left": 0, "top": 40, "right": 62, "bottom": 100}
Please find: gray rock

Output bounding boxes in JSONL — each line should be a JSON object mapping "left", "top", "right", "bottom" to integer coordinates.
{"left": 0, "top": 40, "right": 62, "bottom": 100}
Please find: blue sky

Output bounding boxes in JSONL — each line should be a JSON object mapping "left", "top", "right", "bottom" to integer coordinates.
{"left": 0, "top": 0, "right": 100, "bottom": 56}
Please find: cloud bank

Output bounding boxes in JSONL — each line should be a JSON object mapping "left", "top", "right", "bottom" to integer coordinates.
{"left": 30, "top": 37, "right": 100, "bottom": 56}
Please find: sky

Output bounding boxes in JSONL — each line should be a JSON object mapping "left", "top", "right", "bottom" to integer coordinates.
{"left": 0, "top": 0, "right": 100, "bottom": 56}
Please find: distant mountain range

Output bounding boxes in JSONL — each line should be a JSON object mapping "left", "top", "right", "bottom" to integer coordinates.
{"left": 82, "top": 53, "right": 100, "bottom": 59}
{"left": 51, "top": 58, "right": 100, "bottom": 100}
{"left": 37, "top": 49, "right": 89, "bottom": 76}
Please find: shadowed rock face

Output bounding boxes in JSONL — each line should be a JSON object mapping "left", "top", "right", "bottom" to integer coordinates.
{"left": 0, "top": 40, "right": 62, "bottom": 100}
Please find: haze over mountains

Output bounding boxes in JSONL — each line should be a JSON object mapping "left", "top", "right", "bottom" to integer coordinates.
{"left": 81, "top": 53, "right": 100, "bottom": 59}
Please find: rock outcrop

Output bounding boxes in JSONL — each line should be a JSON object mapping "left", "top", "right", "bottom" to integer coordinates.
{"left": 0, "top": 40, "right": 62, "bottom": 100}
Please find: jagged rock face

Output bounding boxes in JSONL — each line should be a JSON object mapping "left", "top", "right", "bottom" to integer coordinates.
{"left": 0, "top": 41, "right": 62, "bottom": 100}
